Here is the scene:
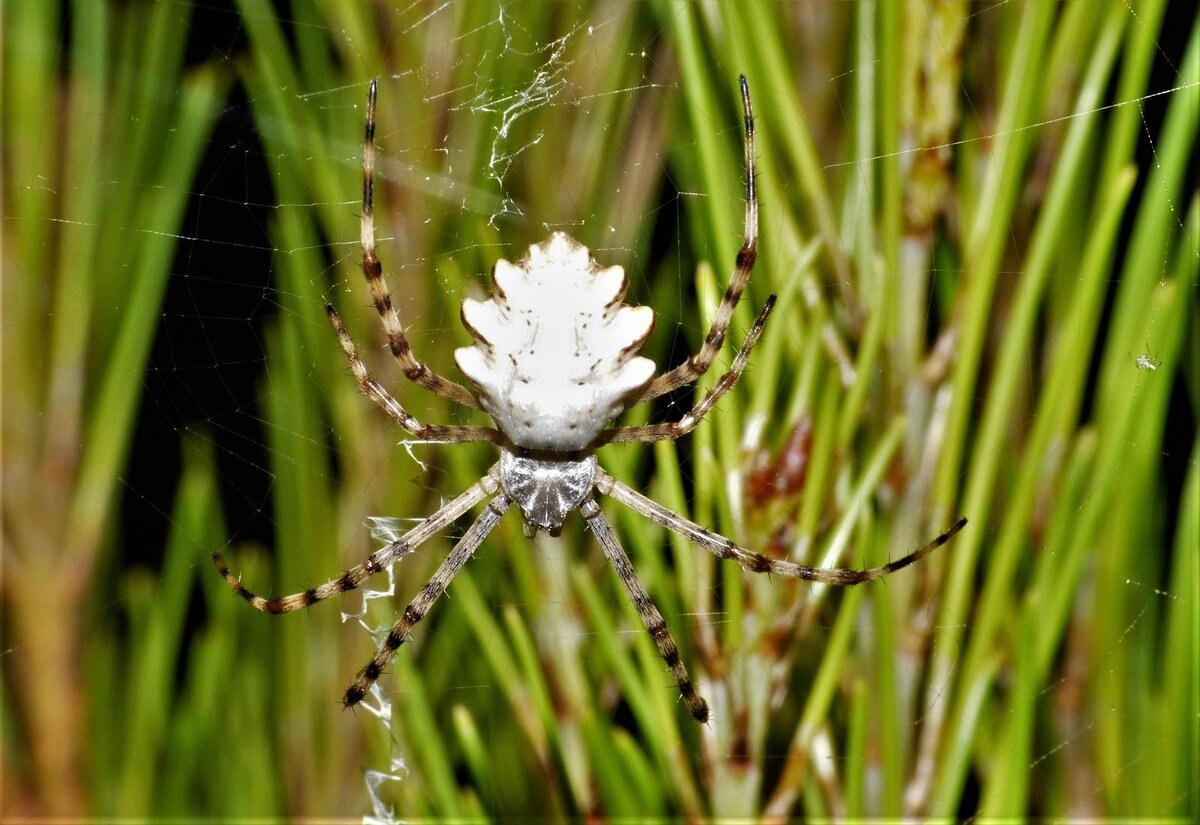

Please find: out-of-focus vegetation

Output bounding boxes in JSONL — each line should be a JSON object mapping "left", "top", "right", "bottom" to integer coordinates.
{"left": 2, "top": 1, "right": 1195, "bottom": 818}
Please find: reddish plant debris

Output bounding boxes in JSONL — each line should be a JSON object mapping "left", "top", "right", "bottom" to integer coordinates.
{"left": 746, "top": 415, "right": 813, "bottom": 506}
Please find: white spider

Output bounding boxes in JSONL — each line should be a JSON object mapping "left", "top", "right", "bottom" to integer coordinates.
{"left": 214, "top": 77, "right": 966, "bottom": 723}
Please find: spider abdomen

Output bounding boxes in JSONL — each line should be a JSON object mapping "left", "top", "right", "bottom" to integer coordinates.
{"left": 455, "top": 233, "right": 655, "bottom": 450}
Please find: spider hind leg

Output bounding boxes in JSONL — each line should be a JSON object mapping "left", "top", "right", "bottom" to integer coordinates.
{"left": 634, "top": 74, "right": 759, "bottom": 405}
{"left": 357, "top": 78, "right": 482, "bottom": 411}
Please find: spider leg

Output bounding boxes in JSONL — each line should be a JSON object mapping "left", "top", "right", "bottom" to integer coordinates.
{"left": 359, "top": 78, "right": 482, "bottom": 410}
{"left": 580, "top": 496, "right": 709, "bottom": 723}
{"left": 596, "top": 468, "right": 966, "bottom": 584}
{"left": 602, "top": 294, "right": 775, "bottom": 444}
{"left": 328, "top": 305, "right": 502, "bottom": 444}
{"left": 213, "top": 466, "right": 501, "bottom": 614}
{"left": 343, "top": 494, "right": 511, "bottom": 706}
{"left": 635, "top": 74, "right": 758, "bottom": 404}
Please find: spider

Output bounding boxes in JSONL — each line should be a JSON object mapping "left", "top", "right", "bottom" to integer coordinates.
{"left": 214, "top": 76, "right": 967, "bottom": 723}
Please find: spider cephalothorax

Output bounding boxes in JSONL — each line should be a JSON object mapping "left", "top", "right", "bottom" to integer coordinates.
{"left": 214, "top": 76, "right": 966, "bottom": 723}
{"left": 498, "top": 449, "right": 596, "bottom": 536}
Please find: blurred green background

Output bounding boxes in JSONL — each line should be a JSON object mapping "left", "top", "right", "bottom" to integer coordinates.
{"left": 2, "top": 0, "right": 1196, "bottom": 819}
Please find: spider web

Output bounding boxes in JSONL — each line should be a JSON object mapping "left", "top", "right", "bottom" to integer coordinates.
{"left": 7, "top": 0, "right": 1194, "bottom": 820}
{"left": 126, "top": 3, "right": 692, "bottom": 819}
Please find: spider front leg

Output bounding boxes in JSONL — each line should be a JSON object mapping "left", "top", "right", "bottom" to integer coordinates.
{"left": 580, "top": 497, "right": 710, "bottom": 723}
{"left": 636, "top": 74, "right": 759, "bottom": 404}
{"left": 213, "top": 468, "right": 500, "bottom": 613}
{"left": 602, "top": 294, "right": 775, "bottom": 444}
{"left": 359, "top": 78, "right": 482, "bottom": 411}
{"left": 343, "top": 495, "right": 511, "bottom": 706}
{"left": 327, "top": 304, "right": 502, "bottom": 444}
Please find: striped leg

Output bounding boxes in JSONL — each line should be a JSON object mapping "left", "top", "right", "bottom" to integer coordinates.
{"left": 359, "top": 78, "right": 481, "bottom": 410}
{"left": 597, "top": 469, "right": 966, "bottom": 584}
{"left": 343, "top": 495, "right": 511, "bottom": 706}
{"left": 328, "top": 305, "right": 500, "bottom": 444}
{"left": 213, "top": 468, "right": 500, "bottom": 614}
{"left": 604, "top": 295, "right": 775, "bottom": 444}
{"left": 635, "top": 74, "right": 759, "bottom": 404}
{"left": 580, "top": 496, "right": 709, "bottom": 723}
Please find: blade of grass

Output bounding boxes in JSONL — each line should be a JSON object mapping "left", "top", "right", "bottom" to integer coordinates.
{"left": 115, "top": 439, "right": 216, "bottom": 814}
{"left": 764, "top": 586, "right": 865, "bottom": 816}
{"left": 4, "top": 2, "right": 224, "bottom": 812}
{"left": 931, "top": 0, "right": 1056, "bottom": 512}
